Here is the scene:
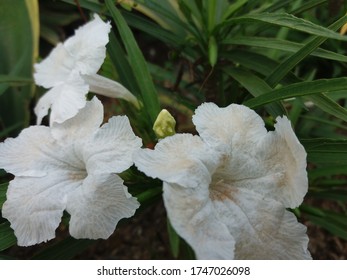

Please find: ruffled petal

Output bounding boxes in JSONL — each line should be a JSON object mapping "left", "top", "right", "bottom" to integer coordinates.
{"left": 51, "top": 97, "right": 103, "bottom": 142}
{"left": 2, "top": 173, "right": 81, "bottom": 246}
{"left": 85, "top": 116, "right": 142, "bottom": 174}
{"left": 83, "top": 74, "right": 140, "bottom": 108}
{"left": 67, "top": 173, "right": 139, "bottom": 239}
{"left": 256, "top": 116, "right": 308, "bottom": 208}
{"left": 0, "top": 126, "right": 60, "bottom": 177}
{"left": 210, "top": 186, "right": 311, "bottom": 259}
{"left": 34, "top": 75, "right": 89, "bottom": 125}
{"left": 134, "top": 134, "right": 219, "bottom": 189}
{"left": 163, "top": 182, "right": 235, "bottom": 259}
{"left": 64, "top": 14, "right": 111, "bottom": 75}
{"left": 193, "top": 103, "right": 267, "bottom": 152}
{"left": 34, "top": 87, "right": 56, "bottom": 125}
{"left": 33, "top": 43, "right": 73, "bottom": 88}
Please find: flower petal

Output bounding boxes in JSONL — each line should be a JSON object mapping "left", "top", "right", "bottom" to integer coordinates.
{"left": 35, "top": 75, "right": 89, "bottom": 125}
{"left": 211, "top": 186, "right": 311, "bottom": 259}
{"left": 64, "top": 14, "right": 111, "bottom": 75}
{"left": 0, "top": 126, "right": 59, "bottom": 177}
{"left": 85, "top": 115, "right": 142, "bottom": 174}
{"left": 193, "top": 103, "right": 267, "bottom": 152}
{"left": 163, "top": 182, "right": 235, "bottom": 259}
{"left": 67, "top": 173, "right": 139, "bottom": 240}
{"left": 51, "top": 97, "right": 103, "bottom": 142}
{"left": 34, "top": 43, "right": 73, "bottom": 88}
{"left": 2, "top": 173, "right": 80, "bottom": 246}
{"left": 134, "top": 134, "right": 219, "bottom": 189}
{"left": 257, "top": 116, "right": 308, "bottom": 208}
{"left": 83, "top": 74, "right": 140, "bottom": 108}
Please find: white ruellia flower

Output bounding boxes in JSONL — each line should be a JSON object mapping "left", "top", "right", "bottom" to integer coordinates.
{"left": 134, "top": 103, "right": 311, "bottom": 260}
{"left": 34, "top": 14, "right": 139, "bottom": 125}
{"left": 0, "top": 97, "right": 141, "bottom": 246}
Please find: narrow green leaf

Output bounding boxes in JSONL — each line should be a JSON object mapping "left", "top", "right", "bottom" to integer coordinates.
{"left": 305, "top": 214, "right": 347, "bottom": 240}
{"left": 167, "top": 218, "right": 180, "bottom": 259}
{"left": 309, "top": 165, "right": 347, "bottom": 180}
{"left": 105, "top": 0, "right": 160, "bottom": 124}
{"left": 308, "top": 94, "right": 347, "bottom": 122}
{"left": 263, "top": 0, "right": 292, "bottom": 13}
{"left": 136, "top": 187, "right": 162, "bottom": 205}
{"left": 208, "top": 36, "right": 218, "bottom": 67}
{"left": 224, "top": 51, "right": 299, "bottom": 85}
{"left": 244, "top": 78, "right": 347, "bottom": 108}
{"left": 61, "top": 0, "right": 103, "bottom": 13}
{"left": 301, "top": 138, "right": 347, "bottom": 165}
{"left": 224, "top": 36, "right": 347, "bottom": 62}
{"left": 309, "top": 190, "right": 347, "bottom": 202}
{"left": 107, "top": 32, "right": 140, "bottom": 96}
{"left": 0, "top": 182, "right": 8, "bottom": 209}
{"left": 225, "top": 67, "right": 286, "bottom": 116}
{"left": 0, "top": 75, "right": 33, "bottom": 85}
{"left": 221, "top": 0, "right": 248, "bottom": 20}
{"left": 0, "top": 0, "right": 39, "bottom": 135}
{"left": 0, "top": 222, "right": 16, "bottom": 251}
{"left": 31, "top": 237, "right": 94, "bottom": 259}
{"left": 265, "top": 14, "right": 347, "bottom": 87}
{"left": 121, "top": 9, "right": 181, "bottom": 46}
{"left": 230, "top": 13, "right": 347, "bottom": 41}
{"left": 290, "top": 0, "right": 328, "bottom": 15}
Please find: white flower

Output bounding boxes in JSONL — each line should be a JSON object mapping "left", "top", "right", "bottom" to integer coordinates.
{"left": 0, "top": 97, "right": 141, "bottom": 246}
{"left": 34, "top": 14, "right": 139, "bottom": 125}
{"left": 134, "top": 103, "right": 311, "bottom": 260}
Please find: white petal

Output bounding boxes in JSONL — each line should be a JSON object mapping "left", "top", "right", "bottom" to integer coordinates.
{"left": 34, "top": 76, "right": 89, "bottom": 125}
{"left": 0, "top": 126, "right": 58, "bottom": 177}
{"left": 64, "top": 14, "right": 111, "bottom": 75}
{"left": 257, "top": 116, "right": 308, "bottom": 208}
{"left": 83, "top": 74, "right": 140, "bottom": 108}
{"left": 163, "top": 182, "right": 235, "bottom": 259}
{"left": 85, "top": 116, "right": 142, "bottom": 174}
{"left": 51, "top": 97, "right": 103, "bottom": 142}
{"left": 134, "top": 134, "right": 219, "bottom": 189}
{"left": 211, "top": 186, "right": 311, "bottom": 259}
{"left": 67, "top": 173, "right": 139, "bottom": 240}
{"left": 34, "top": 88, "right": 55, "bottom": 125}
{"left": 34, "top": 43, "right": 73, "bottom": 88}
{"left": 193, "top": 103, "right": 267, "bottom": 152}
{"left": 2, "top": 173, "right": 81, "bottom": 246}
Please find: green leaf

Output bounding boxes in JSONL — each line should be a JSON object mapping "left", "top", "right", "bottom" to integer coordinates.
{"left": 0, "top": 75, "right": 33, "bottom": 86}
{"left": 309, "top": 190, "right": 347, "bottom": 203}
{"left": 224, "top": 36, "right": 347, "bottom": 62}
{"left": 224, "top": 50, "right": 299, "bottom": 85}
{"left": 0, "top": 0, "right": 39, "bottom": 136}
{"left": 309, "top": 165, "right": 347, "bottom": 180}
{"left": 230, "top": 13, "right": 347, "bottom": 41}
{"left": 167, "top": 218, "right": 180, "bottom": 259}
{"left": 301, "top": 138, "right": 347, "bottom": 165}
{"left": 0, "top": 182, "right": 8, "bottom": 209}
{"left": 301, "top": 206, "right": 347, "bottom": 240}
{"left": 289, "top": 0, "right": 328, "bottom": 15}
{"left": 225, "top": 67, "right": 286, "bottom": 117}
{"left": 308, "top": 94, "right": 347, "bottom": 122}
{"left": 105, "top": 0, "right": 160, "bottom": 125}
{"left": 31, "top": 237, "right": 94, "bottom": 260}
{"left": 0, "top": 222, "right": 16, "bottom": 251}
{"left": 107, "top": 32, "right": 140, "bottom": 97}
{"left": 265, "top": 14, "right": 347, "bottom": 88}
{"left": 221, "top": 0, "right": 248, "bottom": 20}
{"left": 244, "top": 77, "right": 347, "bottom": 109}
